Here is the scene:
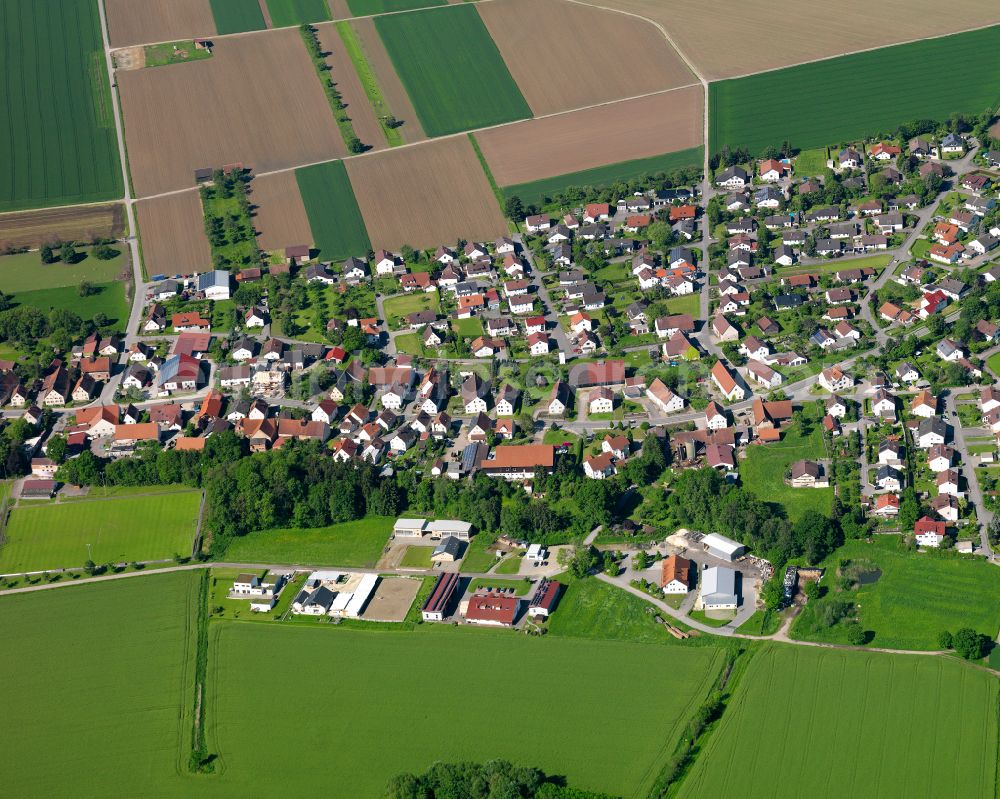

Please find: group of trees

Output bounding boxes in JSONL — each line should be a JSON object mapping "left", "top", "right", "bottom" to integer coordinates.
{"left": 384, "top": 760, "right": 613, "bottom": 799}
{"left": 938, "top": 628, "right": 992, "bottom": 660}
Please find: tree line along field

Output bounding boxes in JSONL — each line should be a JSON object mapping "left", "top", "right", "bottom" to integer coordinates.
{"left": 0, "top": 491, "right": 202, "bottom": 573}
{"left": 709, "top": 25, "right": 1000, "bottom": 156}
{"left": 374, "top": 5, "right": 532, "bottom": 137}
{"left": 676, "top": 645, "right": 999, "bottom": 799}
{"left": 0, "top": 0, "right": 122, "bottom": 211}
{"left": 295, "top": 160, "right": 371, "bottom": 260}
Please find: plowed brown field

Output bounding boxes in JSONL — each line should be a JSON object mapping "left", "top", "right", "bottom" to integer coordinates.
{"left": 137, "top": 192, "right": 211, "bottom": 277}
{"left": 476, "top": 86, "right": 703, "bottom": 186}
{"left": 119, "top": 29, "right": 345, "bottom": 198}
{"left": 315, "top": 23, "right": 385, "bottom": 151}
{"left": 107, "top": 0, "right": 216, "bottom": 49}
{"left": 345, "top": 137, "right": 506, "bottom": 250}
{"left": 349, "top": 18, "right": 426, "bottom": 143}
{"left": 0, "top": 204, "right": 126, "bottom": 250}
{"left": 584, "top": 0, "right": 1000, "bottom": 80}
{"left": 479, "top": 0, "right": 694, "bottom": 116}
{"left": 250, "top": 172, "right": 313, "bottom": 253}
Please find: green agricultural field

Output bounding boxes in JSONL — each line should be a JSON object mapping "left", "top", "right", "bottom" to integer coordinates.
{"left": 336, "top": 21, "right": 403, "bottom": 147}
{"left": 0, "top": 572, "right": 200, "bottom": 797}
{"left": 740, "top": 419, "right": 833, "bottom": 522}
{"left": 265, "top": 0, "right": 330, "bottom": 26}
{"left": 0, "top": 0, "right": 122, "bottom": 211}
{"left": 0, "top": 247, "right": 125, "bottom": 293}
{"left": 374, "top": 5, "right": 531, "bottom": 137}
{"left": 222, "top": 516, "right": 393, "bottom": 567}
{"left": 209, "top": 0, "right": 267, "bottom": 34}
{"left": 13, "top": 281, "right": 129, "bottom": 326}
{"left": 208, "top": 623, "right": 724, "bottom": 797}
{"left": 295, "top": 161, "right": 371, "bottom": 261}
{"left": 503, "top": 147, "right": 704, "bottom": 208}
{"left": 790, "top": 536, "right": 1000, "bottom": 650}
{"left": 348, "top": 0, "right": 445, "bottom": 14}
{"left": 676, "top": 645, "right": 999, "bottom": 799}
{"left": 0, "top": 492, "right": 202, "bottom": 573}
{"left": 709, "top": 26, "right": 1000, "bottom": 155}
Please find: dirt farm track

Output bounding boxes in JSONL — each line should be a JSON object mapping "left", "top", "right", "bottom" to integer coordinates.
{"left": 118, "top": 30, "right": 345, "bottom": 198}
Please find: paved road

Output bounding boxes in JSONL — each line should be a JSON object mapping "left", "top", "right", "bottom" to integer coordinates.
{"left": 944, "top": 391, "right": 997, "bottom": 559}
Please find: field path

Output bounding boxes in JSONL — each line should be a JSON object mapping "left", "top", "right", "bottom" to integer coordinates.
{"left": 258, "top": 0, "right": 275, "bottom": 27}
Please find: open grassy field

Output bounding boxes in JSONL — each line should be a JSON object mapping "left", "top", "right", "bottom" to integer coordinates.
{"left": 478, "top": 0, "right": 694, "bottom": 116}
{"left": 120, "top": 30, "right": 344, "bottom": 197}
{"left": 0, "top": 247, "right": 126, "bottom": 293}
{"left": 794, "top": 147, "right": 829, "bottom": 177}
{"left": 740, "top": 420, "right": 833, "bottom": 522}
{"left": 0, "top": 0, "right": 122, "bottom": 211}
{"left": 373, "top": 5, "right": 531, "bottom": 137}
{"left": 295, "top": 160, "right": 371, "bottom": 260}
{"left": 709, "top": 25, "right": 1000, "bottom": 155}
{"left": 0, "top": 492, "right": 202, "bottom": 573}
{"left": 137, "top": 191, "right": 213, "bottom": 277}
{"left": 209, "top": 0, "right": 266, "bottom": 34}
{"left": 790, "top": 536, "right": 1000, "bottom": 650}
{"left": 251, "top": 171, "right": 313, "bottom": 253}
{"left": 222, "top": 516, "right": 393, "bottom": 567}
{"left": 782, "top": 253, "right": 892, "bottom": 277}
{"left": 0, "top": 203, "right": 126, "bottom": 250}
{"left": 0, "top": 571, "right": 199, "bottom": 797}
{"left": 107, "top": 0, "right": 218, "bottom": 48}
{"left": 208, "top": 623, "right": 724, "bottom": 797}
{"left": 383, "top": 290, "right": 439, "bottom": 322}
{"left": 502, "top": 147, "right": 704, "bottom": 208}
{"left": 348, "top": 0, "right": 445, "bottom": 12}
{"left": 466, "top": 576, "right": 532, "bottom": 595}
{"left": 265, "top": 0, "right": 330, "bottom": 26}
{"left": 676, "top": 645, "right": 999, "bottom": 798}
{"left": 399, "top": 545, "right": 433, "bottom": 568}
{"left": 14, "top": 281, "right": 129, "bottom": 326}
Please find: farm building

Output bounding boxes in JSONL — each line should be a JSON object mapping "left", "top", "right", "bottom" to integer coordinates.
{"left": 700, "top": 533, "right": 746, "bottom": 561}
{"left": 700, "top": 566, "right": 738, "bottom": 610}
{"left": 426, "top": 519, "right": 474, "bottom": 541}
{"left": 422, "top": 572, "right": 460, "bottom": 621}
{"left": 393, "top": 518, "right": 427, "bottom": 538}
{"left": 659, "top": 555, "right": 692, "bottom": 594}
{"left": 464, "top": 592, "right": 519, "bottom": 627}
{"left": 527, "top": 579, "right": 561, "bottom": 619}
{"left": 432, "top": 536, "right": 463, "bottom": 563}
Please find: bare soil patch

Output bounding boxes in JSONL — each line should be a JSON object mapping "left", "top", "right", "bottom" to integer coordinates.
{"left": 113, "top": 46, "right": 146, "bottom": 71}
{"left": 345, "top": 136, "right": 507, "bottom": 250}
{"left": 119, "top": 29, "right": 346, "bottom": 198}
{"left": 586, "top": 0, "right": 1000, "bottom": 80}
{"left": 328, "top": 0, "right": 352, "bottom": 17}
{"left": 0, "top": 204, "right": 126, "bottom": 250}
{"left": 349, "top": 18, "right": 427, "bottom": 143}
{"left": 361, "top": 576, "right": 421, "bottom": 621}
{"left": 136, "top": 192, "right": 211, "bottom": 277}
{"left": 250, "top": 172, "right": 313, "bottom": 253}
{"left": 315, "top": 23, "right": 386, "bottom": 151}
{"left": 479, "top": 0, "right": 693, "bottom": 116}
{"left": 106, "top": 0, "right": 217, "bottom": 49}
{"left": 476, "top": 86, "right": 703, "bottom": 186}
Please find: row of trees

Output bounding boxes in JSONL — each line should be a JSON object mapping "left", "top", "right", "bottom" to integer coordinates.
{"left": 384, "top": 760, "right": 615, "bottom": 799}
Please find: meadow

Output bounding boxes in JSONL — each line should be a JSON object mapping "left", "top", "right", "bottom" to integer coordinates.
{"left": 221, "top": 516, "right": 393, "bottom": 567}
{"left": 207, "top": 623, "right": 724, "bottom": 797}
{"left": 0, "top": 247, "right": 125, "bottom": 293}
{"left": 295, "top": 161, "right": 372, "bottom": 260}
{"left": 374, "top": 5, "right": 531, "bottom": 137}
{"left": 676, "top": 645, "right": 999, "bottom": 798}
{"left": 709, "top": 25, "right": 1000, "bottom": 155}
{"left": 266, "top": 0, "right": 331, "bottom": 26}
{"left": 0, "top": 492, "right": 202, "bottom": 573}
{"left": 13, "top": 281, "right": 129, "bottom": 326}
{"left": 0, "top": 0, "right": 122, "bottom": 211}
{"left": 503, "top": 147, "right": 703, "bottom": 208}
{"left": 0, "top": 572, "right": 199, "bottom": 797}
{"left": 209, "top": 0, "right": 266, "bottom": 34}
{"left": 739, "top": 419, "right": 833, "bottom": 522}
{"left": 790, "top": 536, "right": 1000, "bottom": 650}
{"left": 382, "top": 289, "right": 440, "bottom": 323}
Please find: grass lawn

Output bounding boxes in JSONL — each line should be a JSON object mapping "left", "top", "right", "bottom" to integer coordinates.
{"left": 663, "top": 293, "right": 700, "bottom": 318}
{"left": 910, "top": 238, "right": 931, "bottom": 259}
{"left": 987, "top": 350, "right": 1000, "bottom": 377}
{"left": 736, "top": 609, "right": 782, "bottom": 636}
{"left": 0, "top": 572, "right": 200, "bottom": 796}
{"left": 209, "top": 0, "right": 267, "bottom": 34}
{"left": 709, "top": 26, "right": 1000, "bottom": 154}
{"left": 0, "top": 0, "right": 122, "bottom": 211}
{"left": 494, "top": 553, "right": 523, "bottom": 574}
{"left": 465, "top": 576, "right": 532, "bottom": 595}
{"left": 789, "top": 536, "right": 1000, "bottom": 650}
{"left": 0, "top": 492, "right": 201, "bottom": 572}
{"left": 209, "top": 567, "right": 306, "bottom": 622}
{"left": 399, "top": 545, "right": 433, "bottom": 568}
{"left": 687, "top": 609, "right": 735, "bottom": 628}
{"left": 676, "top": 645, "right": 998, "bottom": 799}
{"left": 451, "top": 316, "right": 483, "bottom": 337}
{"left": 383, "top": 289, "right": 440, "bottom": 322}
{"left": 265, "top": 0, "right": 330, "bottom": 26}
{"left": 295, "top": 161, "right": 371, "bottom": 261}
{"left": 783, "top": 253, "right": 891, "bottom": 277}
{"left": 0, "top": 247, "right": 125, "bottom": 293}
{"left": 57, "top": 483, "right": 195, "bottom": 502}
{"left": 740, "top": 420, "right": 833, "bottom": 522}
{"left": 208, "top": 622, "right": 724, "bottom": 797}
{"left": 373, "top": 5, "right": 530, "bottom": 137}
{"left": 794, "top": 147, "right": 828, "bottom": 177}
{"left": 222, "top": 516, "right": 393, "bottom": 567}
{"left": 460, "top": 536, "right": 499, "bottom": 572}
{"left": 13, "top": 281, "right": 128, "bottom": 325}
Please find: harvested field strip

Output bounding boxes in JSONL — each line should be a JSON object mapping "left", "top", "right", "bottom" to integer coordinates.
{"left": 265, "top": 0, "right": 331, "bottom": 26}
{"left": 709, "top": 25, "right": 1000, "bottom": 155}
{"left": 209, "top": 0, "right": 267, "bottom": 33}
{"left": 478, "top": 0, "right": 694, "bottom": 116}
{"left": 0, "top": 204, "right": 125, "bottom": 250}
{"left": 251, "top": 171, "right": 313, "bottom": 252}
{"left": 373, "top": 5, "right": 531, "bottom": 137}
{"left": 137, "top": 192, "right": 212, "bottom": 277}
{"left": 119, "top": 30, "right": 345, "bottom": 197}
{"left": 477, "top": 87, "right": 703, "bottom": 189}
{"left": 0, "top": 0, "right": 122, "bottom": 211}
{"left": 106, "top": 0, "right": 218, "bottom": 49}
{"left": 295, "top": 161, "right": 371, "bottom": 260}
{"left": 676, "top": 646, "right": 999, "bottom": 798}
{"left": 468, "top": 134, "right": 503, "bottom": 206}
{"left": 332, "top": 21, "right": 402, "bottom": 146}
{"left": 345, "top": 136, "right": 508, "bottom": 250}
{"left": 315, "top": 23, "right": 387, "bottom": 150}
{"left": 348, "top": 0, "right": 445, "bottom": 12}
